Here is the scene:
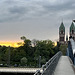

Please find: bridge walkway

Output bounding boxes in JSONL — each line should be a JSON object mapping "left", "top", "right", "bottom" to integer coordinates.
{"left": 54, "top": 56, "right": 75, "bottom": 75}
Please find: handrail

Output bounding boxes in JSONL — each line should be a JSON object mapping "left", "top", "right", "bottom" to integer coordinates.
{"left": 34, "top": 70, "right": 41, "bottom": 75}
{"left": 34, "top": 51, "right": 62, "bottom": 75}
{"left": 67, "top": 39, "right": 75, "bottom": 64}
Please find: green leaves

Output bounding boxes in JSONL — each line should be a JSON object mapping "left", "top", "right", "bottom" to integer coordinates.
{"left": 21, "top": 57, "right": 27, "bottom": 66}
{"left": 0, "top": 36, "right": 58, "bottom": 67}
{"left": 34, "top": 40, "right": 55, "bottom": 65}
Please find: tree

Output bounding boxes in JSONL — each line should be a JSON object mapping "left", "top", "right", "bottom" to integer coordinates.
{"left": 21, "top": 36, "right": 26, "bottom": 41}
{"left": 10, "top": 48, "right": 26, "bottom": 65}
{"left": 32, "top": 39, "right": 37, "bottom": 47}
{"left": 21, "top": 57, "right": 27, "bottom": 66}
{"left": 3, "top": 47, "right": 10, "bottom": 64}
{"left": 20, "top": 36, "right": 32, "bottom": 57}
{"left": 34, "top": 40, "right": 55, "bottom": 65}
{"left": 21, "top": 36, "right": 31, "bottom": 46}
{"left": 59, "top": 44, "right": 67, "bottom": 55}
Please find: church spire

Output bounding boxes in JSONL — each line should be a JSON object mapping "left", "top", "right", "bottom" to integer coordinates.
{"left": 59, "top": 22, "right": 65, "bottom": 44}
{"left": 59, "top": 22, "right": 65, "bottom": 33}
{"left": 70, "top": 22, "right": 75, "bottom": 33}
{"left": 70, "top": 22, "right": 75, "bottom": 41}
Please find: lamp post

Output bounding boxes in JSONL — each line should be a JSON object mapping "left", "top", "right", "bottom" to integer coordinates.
{"left": 8, "top": 46, "right": 10, "bottom": 67}
{"left": 39, "top": 56, "right": 41, "bottom": 68}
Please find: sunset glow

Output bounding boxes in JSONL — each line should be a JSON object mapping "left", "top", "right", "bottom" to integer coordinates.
{"left": 54, "top": 42, "right": 57, "bottom": 46}
{"left": 0, "top": 41, "right": 24, "bottom": 47}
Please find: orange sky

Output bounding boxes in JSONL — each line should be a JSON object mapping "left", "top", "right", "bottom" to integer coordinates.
{"left": 0, "top": 41, "right": 23, "bottom": 47}
{"left": 54, "top": 41, "right": 57, "bottom": 46}
{"left": 0, "top": 40, "right": 57, "bottom": 47}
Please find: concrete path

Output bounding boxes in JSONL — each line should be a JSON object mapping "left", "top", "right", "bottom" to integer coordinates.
{"left": 54, "top": 56, "right": 75, "bottom": 75}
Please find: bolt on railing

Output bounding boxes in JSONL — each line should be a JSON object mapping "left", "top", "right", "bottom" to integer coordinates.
{"left": 34, "top": 51, "right": 62, "bottom": 75}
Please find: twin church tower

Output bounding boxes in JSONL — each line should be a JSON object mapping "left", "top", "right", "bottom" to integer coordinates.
{"left": 59, "top": 22, "right": 75, "bottom": 44}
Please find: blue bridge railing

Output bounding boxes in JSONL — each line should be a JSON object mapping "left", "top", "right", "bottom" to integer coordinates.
{"left": 67, "top": 39, "right": 75, "bottom": 65}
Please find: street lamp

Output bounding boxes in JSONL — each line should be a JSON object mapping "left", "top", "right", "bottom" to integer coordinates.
{"left": 8, "top": 46, "right": 10, "bottom": 67}
{"left": 39, "top": 56, "right": 41, "bottom": 68}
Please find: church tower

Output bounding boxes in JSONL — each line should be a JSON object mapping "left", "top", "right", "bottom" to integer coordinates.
{"left": 59, "top": 22, "right": 65, "bottom": 44}
{"left": 70, "top": 22, "right": 75, "bottom": 41}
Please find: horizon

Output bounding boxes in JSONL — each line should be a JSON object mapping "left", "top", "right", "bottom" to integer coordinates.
{"left": 0, "top": 41, "right": 23, "bottom": 47}
{"left": 0, "top": 38, "right": 57, "bottom": 47}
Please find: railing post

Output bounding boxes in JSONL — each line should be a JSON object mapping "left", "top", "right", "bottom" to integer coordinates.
{"left": 34, "top": 70, "right": 41, "bottom": 75}
{"left": 42, "top": 65, "right": 45, "bottom": 71}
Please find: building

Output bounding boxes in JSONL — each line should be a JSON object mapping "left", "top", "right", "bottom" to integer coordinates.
{"left": 59, "top": 22, "right": 65, "bottom": 44}
{"left": 59, "top": 22, "right": 75, "bottom": 44}
{"left": 70, "top": 22, "right": 75, "bottom": 41}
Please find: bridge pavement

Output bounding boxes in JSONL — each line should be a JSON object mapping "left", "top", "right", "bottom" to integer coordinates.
{"left": 54, "top": 56, "right": 75, "bottom": 75}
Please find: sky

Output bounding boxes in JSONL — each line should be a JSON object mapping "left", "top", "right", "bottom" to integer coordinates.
{"left": 0, "top": 0, "right": 75, "bottom": 42}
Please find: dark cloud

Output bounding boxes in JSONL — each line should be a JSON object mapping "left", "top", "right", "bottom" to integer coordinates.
{"left": 0, "top": 0, "right": 75, "bottom": 22}
{"left": 41, "top": 0, "right": 75, "bottom": 13}
{"left": 4, "top": 0, "right": 16, "bottom": 4}
{"left": 9, "top": 6, "right": 28, "bottom": 14}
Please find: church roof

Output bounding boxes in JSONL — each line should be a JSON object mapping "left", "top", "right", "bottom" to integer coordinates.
{"left": 59, "top": 22, "right": 65, "bottom": 32}
{"left": 70, "top": 22, "right": 75, "bottom": 32}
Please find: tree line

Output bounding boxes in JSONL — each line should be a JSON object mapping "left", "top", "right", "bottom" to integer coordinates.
{"left": 0, "top": 36, "right": 60, "bottom": 67}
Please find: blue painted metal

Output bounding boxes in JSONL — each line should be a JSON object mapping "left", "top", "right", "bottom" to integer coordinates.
{"left": 67, "top": 41, "right": 74, "bottom": 63}
{"left": 67, "top": 39, "right": 75, "bottom": 65}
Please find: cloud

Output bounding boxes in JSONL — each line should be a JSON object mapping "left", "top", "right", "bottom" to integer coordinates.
{"left": 9, "top": 6, "right": 28, "bottom": 14}
{"left": 0, "top": 0, "right": 75, "bottom": 22}
{"left": 0, "top": 0, "right": 75, "bottom": 41}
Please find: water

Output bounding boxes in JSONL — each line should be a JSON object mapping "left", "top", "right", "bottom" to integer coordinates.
{"left": 0, "top": 73, "right": 34, "bottom": 75}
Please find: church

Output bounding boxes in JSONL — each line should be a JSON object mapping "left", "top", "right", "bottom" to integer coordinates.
{"left": 59, "top": 22, "right": 75, "bottom": 44}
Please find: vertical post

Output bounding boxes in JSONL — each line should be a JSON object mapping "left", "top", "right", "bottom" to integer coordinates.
{"left": 8, "top": 46, "right": 10, "bottom": 67}
{"left": 74, "top": 54, "right": 75, "bottom": 65}
{"left": 39, "top": 56, "right": 41, "bottom": 68}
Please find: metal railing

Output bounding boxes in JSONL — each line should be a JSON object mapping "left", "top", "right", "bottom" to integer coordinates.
{"left": 67, "top": 40, "right": 75, "bottom": 65}
{"left": 34, "top": 51, "right": 62, "bottom": 75}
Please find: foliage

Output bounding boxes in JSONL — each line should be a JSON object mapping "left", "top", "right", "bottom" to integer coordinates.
{"left": 0, "top": 36, "right": 59, "bottom": 67}
{"left": 59, "top": 44, "right": 67, "bottom": 55}
{"left": 21, "top": 57, "right": 27, "bottom": 66}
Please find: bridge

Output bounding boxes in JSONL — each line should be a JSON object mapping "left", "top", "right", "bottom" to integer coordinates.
{"left": 0, "top": 38, "right": 75, "bottom": 75}
{"left": 34, "top": 38, "right": 75, "bottom": 75}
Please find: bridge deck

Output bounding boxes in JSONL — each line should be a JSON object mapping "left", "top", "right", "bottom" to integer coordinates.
{"left": 54, "top": 56, "right": 75, "bottom": 75}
